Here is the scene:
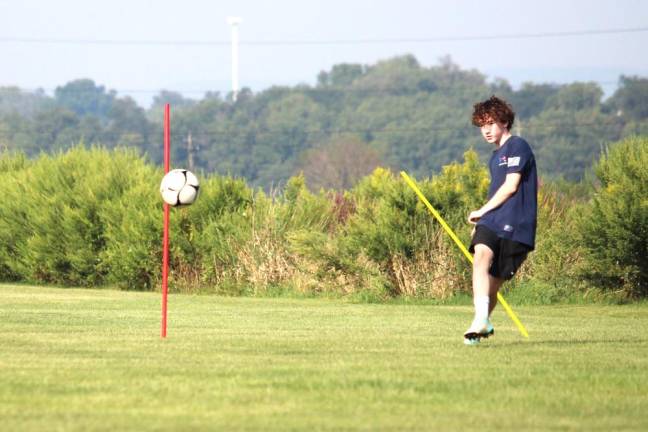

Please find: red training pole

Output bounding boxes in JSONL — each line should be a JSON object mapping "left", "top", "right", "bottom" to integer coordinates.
{"left": 161, "top": 104, "right": 170, "bottom": 338}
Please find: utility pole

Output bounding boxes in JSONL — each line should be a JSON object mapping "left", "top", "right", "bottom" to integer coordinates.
{"left": 186, "top": 132, "right": 194, "bottom": 171}
{"left": 227, "top": 17, "right": 242, "bottom": 102}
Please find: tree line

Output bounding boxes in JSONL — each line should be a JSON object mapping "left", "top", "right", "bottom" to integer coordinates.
{"left": 1, "top": 55, "right": 647, "bottom": 189}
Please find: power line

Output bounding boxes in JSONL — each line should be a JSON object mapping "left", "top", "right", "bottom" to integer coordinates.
{"left": 0, "top": 27, "right": 647, "bottom": 47}
{"left": 7, "top": 80, "right": 623, "bottom": 96}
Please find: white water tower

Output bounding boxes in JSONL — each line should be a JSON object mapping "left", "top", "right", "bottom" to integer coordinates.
{"left": 227, "top": 16, "right": 242, "bottom": 101}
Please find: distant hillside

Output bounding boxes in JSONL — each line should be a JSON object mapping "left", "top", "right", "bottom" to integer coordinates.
{"left": 1, "top": 56, "right": 647, "bottom": 187}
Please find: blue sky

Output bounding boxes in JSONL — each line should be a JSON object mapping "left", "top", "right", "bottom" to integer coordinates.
{"left": 1, "top": 0, "right": 647, "bottom": 106}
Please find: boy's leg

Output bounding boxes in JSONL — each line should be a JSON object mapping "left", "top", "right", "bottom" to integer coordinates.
{"left": 472, "top": 244, "right": 494, "bottom": 317}
{"left": 487, "top": 238, "right": 529, "bottom": 316}
{"left": 464, "top": 244, "right": 496, "bottom": 342}
{"left": 488, "top": 275, "right": 504, "bottom": 316}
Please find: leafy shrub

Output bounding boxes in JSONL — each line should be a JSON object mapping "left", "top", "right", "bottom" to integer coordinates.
{"left": 518, "top": 181, "right": 589, "bottom": 299}
{"left": 3, "top": 141, "right": 645, "bottom": 302}
{"left": 98, "top": 157, "right": 160, "bottom": 289}
{"left": 323, "top": 150, "right": 488, "bottom": 297}
{"left": 578, "top": 136, "right": 648, "bottom": 296}
{"left": 188, "top": 176, "right": 254, "bottom": 289}
{"left": 0, "top": 153, "right": 31, "bottom": 280}
{"left": 0, "top": 147, "right": 157, "bottom": 285}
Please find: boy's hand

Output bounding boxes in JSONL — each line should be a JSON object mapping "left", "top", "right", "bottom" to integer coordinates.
{"left": 468, "top": 209, "right": 484, "bottom": 224}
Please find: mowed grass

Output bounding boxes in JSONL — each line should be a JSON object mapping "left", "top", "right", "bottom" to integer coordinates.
{"left": 1, "top": 285, "right": 647, "bottom": 431}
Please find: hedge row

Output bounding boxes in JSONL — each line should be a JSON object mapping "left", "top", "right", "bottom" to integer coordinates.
{"left": 0, "top": 137, "right": 645, "bottom": 299}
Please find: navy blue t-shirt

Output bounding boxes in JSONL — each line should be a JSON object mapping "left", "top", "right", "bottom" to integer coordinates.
{"left": 477, "top": 136, "right": 538, "bottom": 248}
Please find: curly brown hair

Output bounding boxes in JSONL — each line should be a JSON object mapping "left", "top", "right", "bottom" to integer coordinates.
{"left": 472, "top": 96, "right": 515, "bottom": 130}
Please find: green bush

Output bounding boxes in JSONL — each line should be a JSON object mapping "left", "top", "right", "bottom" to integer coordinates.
{"left": 186, "top": 176, "right": 254, "bottom": 289}
{"left": 517, "top": 182, "right": 589, "bottom": 299}
{"left": 0, "top": 153, "right": 31, "bottom": 280}
{"left": 0, "top": 147, "right": 341, "bottom": 293}
{"left": 98, "top": 157, "right": 160, "bottom": 289}
{"left": 0, "top": 146, "right": 159, "bottom": 286}
{"left": 311, "top": 150, "right": 489, "bottom": 297}
{"left": 579, "top": 136, "right": 648, "bottom": 296}
{"left": 2, "top": 141, "right": 646, "bottom": 302}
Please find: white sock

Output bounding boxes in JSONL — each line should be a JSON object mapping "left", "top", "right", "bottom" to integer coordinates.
{"left": 474, "top": 295, "right": 490, "bottom": 321}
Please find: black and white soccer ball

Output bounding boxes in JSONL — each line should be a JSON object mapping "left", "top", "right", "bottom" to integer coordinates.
{"left": 160, "top": 169, "right": 200, "bottom": 206}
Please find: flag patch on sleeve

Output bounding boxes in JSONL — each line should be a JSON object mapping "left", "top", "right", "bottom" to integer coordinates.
{"left": 507, "top": 156, "right": 520, "bottom": 167}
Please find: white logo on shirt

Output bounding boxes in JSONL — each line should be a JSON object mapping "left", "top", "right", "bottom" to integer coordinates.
{"left": 507, "top": 157, "right": 520, "bottom": 167}
{"left": 503, "top": 224, "right": 514, "bottom": 232}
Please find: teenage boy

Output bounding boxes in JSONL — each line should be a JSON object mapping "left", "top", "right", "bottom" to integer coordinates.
{"left": 464, "top": 96, "right": 537, "bottom": 346}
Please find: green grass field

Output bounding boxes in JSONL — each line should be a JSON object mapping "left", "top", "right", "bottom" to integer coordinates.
{"left": 1, "top": 284, "right": 647, "bottom": 431}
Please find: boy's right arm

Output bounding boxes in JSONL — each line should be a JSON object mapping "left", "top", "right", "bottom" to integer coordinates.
{"left": 468, "top": 172, "right": 521, "bottom": 224}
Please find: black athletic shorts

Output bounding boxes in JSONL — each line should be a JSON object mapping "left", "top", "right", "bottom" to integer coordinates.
{"left": 469, "top": 225, "right": 532, "bottom": 280}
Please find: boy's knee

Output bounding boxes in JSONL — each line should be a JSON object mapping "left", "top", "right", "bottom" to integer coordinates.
{"left": 473, "top": 244, "right": 494, "bottom": 262}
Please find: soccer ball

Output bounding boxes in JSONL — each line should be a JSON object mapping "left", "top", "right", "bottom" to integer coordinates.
{"left": 160, "top": 169, "right": 200, "bottom": 206}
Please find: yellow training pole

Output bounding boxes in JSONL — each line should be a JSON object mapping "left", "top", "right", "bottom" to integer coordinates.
{"left": 400, "top": 171, "right": 529, "bottom": 338}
